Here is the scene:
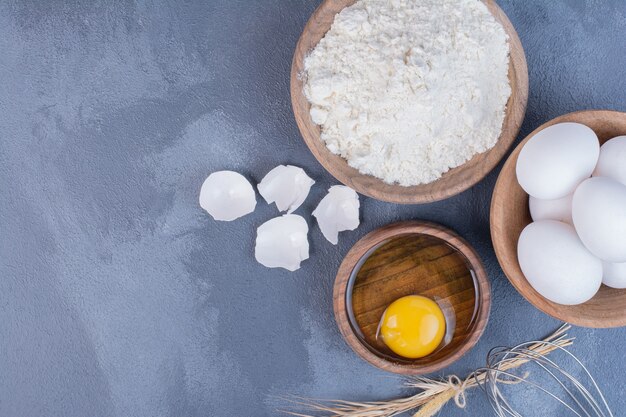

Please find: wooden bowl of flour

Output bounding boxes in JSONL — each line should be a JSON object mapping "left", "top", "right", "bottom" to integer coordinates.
{"left": 291, "top": 0, "right": 528, "bottom": 204}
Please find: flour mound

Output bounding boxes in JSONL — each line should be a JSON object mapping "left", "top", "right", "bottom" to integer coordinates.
{"left": 303, "top": 0, "right": 511, "bottom": 186}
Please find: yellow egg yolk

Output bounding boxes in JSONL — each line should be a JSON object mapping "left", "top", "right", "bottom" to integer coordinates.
{"left": 379, "top": 295, "right": 446, "bottom": 359}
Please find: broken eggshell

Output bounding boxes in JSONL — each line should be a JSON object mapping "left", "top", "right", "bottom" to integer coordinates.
{"left": 199, "top": 171, "right": 256, "bottom": 221}
{"left": 258, "top": 165, "right": 315, "bottom": 213}
{"left": 313, "top": 185, "right": 360, "bottom": 245}
{"left": 255, "top": 214, "right": 309, "bottom": 271}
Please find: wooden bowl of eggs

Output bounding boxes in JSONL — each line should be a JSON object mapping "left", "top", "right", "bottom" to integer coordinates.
{"left": 491, "top": 110, "right": 626, "bottom": 328}
{"left": 333, "top": 222, "right": 491, "bottom": 374}
{"left": 291, "top": 0, "right": 529, "bottom": 204}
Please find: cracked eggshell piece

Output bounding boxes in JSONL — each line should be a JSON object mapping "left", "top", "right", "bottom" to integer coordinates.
{"left": 257, "top": 165, "right": 315, "bottom": 213}
{"left": 313, "top": 185, "right": 360, "bottom": 245}
{"left": 255, "top": 214, "right": 309, "bottom": 271}
{"left": 199, "top": 171, "right": 256, "bottom": 221}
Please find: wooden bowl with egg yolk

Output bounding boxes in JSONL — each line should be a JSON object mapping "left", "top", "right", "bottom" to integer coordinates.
{"left": 291, "top": 0, "right": 529, "bottom": 204}
{"left": 333, "top": 221, "right": 491, "bottom": 375}
{"left": 491, "top": 110, "right": 626, "bottom": 328}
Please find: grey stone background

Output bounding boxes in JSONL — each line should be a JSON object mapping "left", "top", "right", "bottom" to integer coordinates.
{"left": 0, "top": 0, "right": 624, "bottom": 416}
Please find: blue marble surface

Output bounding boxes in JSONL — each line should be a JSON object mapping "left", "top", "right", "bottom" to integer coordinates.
{"left": 1, "top": 1, "right": 625, "bottom": 416}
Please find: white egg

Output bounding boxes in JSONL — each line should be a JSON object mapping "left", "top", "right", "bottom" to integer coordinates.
{"left": 516, "top": 123, "right": 599, "bottom": 199}
{"left": 517, "top": 220, "right": 602, "bottom": 305}
{"left": 572, "top": 177, "right": 626, "bottom": 262}
{"left": 529, "top": 194, "right": 573, "bottom": 224}
{"left": 593, "top": 136, "right": 626, "bottom": 185}
{"left": 199, "top": 171, "right": 256, "bottom": 221}
{"left": 602, "top": 261, "right": 626, "bottom": 289}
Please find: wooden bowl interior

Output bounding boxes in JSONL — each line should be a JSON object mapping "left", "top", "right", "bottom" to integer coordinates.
{"left": 291, "top": 0, "right": 528, "bottom": 203}
{"left": 491, "top": 110, "right": 626, "bottom": 328}
{"left": 334, "top": 222, "right": 491, "bottom": 375}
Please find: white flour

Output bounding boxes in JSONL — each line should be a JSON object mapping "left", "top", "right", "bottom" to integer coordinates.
{"left": 303, "top": 0, "right": 511, "bottom": 186}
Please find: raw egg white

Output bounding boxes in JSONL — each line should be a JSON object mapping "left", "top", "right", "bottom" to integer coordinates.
{"left": 529, "top": 194, "right": 573, "bottom": 224}
{"left": 572, "top": 177, "right": 626, "bottom": 263}
{"left": 518, "top": 220, "right": 602, "bottom": 305}
{"left": 602, "top": 261, "right": 626, "bottom": 289}
{"left": 593, "top": 136, "right": 626, "bottom": 185}
{"left": 516, "top": 123, "right": 599, "bottom": 199}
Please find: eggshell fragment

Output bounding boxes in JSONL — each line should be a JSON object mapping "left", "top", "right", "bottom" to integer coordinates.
{"left": 199, "top": 171, "right": 256, "bottom": 221}
{"left": 593, "top": 135, "right": 626, "bottom": 185}
{"left": 313, "top": 185, "right": 360, "bottom": 245}
{"left": 602, "top": 261, "right": 626, "bottom": 289}
{"left": 516, "top": 123, "right": 599, "bottom": 199}
{"left": 258, "top": 165, "right": 315, "bottom": 213}
{"left": 517, "top": 220, "right": 602, "bottom": 305}
{"left": 255, "top": 214, "right": 309, "bottom": 271}
{"left": 572, "top": 177, "right": 626, "bottom": 262}
{"left": 529, "top": 194, "right": 573, "bottom": 224}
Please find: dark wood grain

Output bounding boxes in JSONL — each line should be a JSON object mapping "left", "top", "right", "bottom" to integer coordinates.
{"left": 491, "top": 110, "right": 626, "bottom": 328}
{"left": 333, "top": 222, "right": 491, "bottom": 375}
{"left": 290, "top": 0, "right": 529, "bottom": 204}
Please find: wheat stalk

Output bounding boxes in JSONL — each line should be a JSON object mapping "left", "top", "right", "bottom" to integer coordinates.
{"left": 282, "top": 324, "right": 573, "bottom": 417}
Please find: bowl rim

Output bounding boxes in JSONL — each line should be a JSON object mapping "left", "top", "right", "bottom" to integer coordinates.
{"left": 333, "top": 221, "right": 491, "bottom": 375}
{"left": 490, "top": 109, "right": 626, "bottom": 328}
{"left": 290, "top": 0, "right": 529, "bottom": 204}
